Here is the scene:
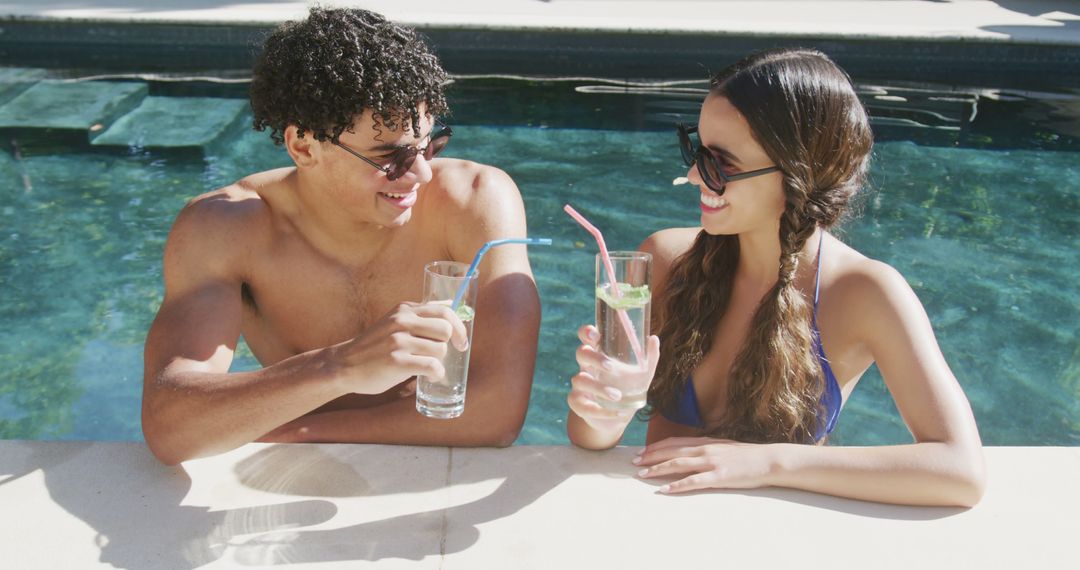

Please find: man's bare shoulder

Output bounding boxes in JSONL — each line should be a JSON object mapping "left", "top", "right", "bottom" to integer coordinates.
{"left": 173, "top": 168, "right": 291, "bottom": 240}
{"left": 426, "top": 158, "right": 520, "bottom": 212}
{"left": 165, "top": 168, "right": 292, "bottom": 273}
{"left": 423, "top": 158, "right": 528, "bottom": 263}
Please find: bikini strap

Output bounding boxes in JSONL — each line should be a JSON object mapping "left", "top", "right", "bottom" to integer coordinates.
{"left": 813, "top": 231, "right": 825, "bottom": 313}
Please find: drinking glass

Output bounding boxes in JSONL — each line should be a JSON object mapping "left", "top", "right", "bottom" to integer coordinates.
{"left": 594, "top": 251, "right": 651, "bottom": 410}
{"left": 415, "top": 261, "right": 478, "bottom": 419}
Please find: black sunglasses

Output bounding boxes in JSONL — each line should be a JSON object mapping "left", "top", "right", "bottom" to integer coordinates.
{"left": 676, "top": 123, "right": 780, "bottom": 195}
{"left": 334, "top": 119, "right": 452, "bottom": 181}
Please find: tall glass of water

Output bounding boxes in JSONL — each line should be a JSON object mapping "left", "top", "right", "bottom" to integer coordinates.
{"left": 416, "top": 261, "right": 478, "bottom": 419}
{"left": 595, "top": 251, "right": 651, "bottom": 410}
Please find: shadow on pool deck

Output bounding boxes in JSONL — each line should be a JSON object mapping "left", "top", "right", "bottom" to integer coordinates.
{"left": 1, "top": 441, "right": 970, "bottom": 566}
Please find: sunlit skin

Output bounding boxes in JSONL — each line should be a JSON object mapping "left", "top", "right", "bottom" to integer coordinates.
{"left": 142, "top": 107, "right": 541, "bottom": 465}
{"left": 567, "top": 93, "right": 986, "bottom": 506}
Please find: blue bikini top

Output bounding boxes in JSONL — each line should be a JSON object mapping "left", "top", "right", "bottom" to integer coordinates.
{"left": 660, "top": 234, "right": 842, "bottom": 441}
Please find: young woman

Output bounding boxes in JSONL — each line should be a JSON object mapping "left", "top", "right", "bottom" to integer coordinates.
{"left": 566, "top": 48, "right": 986, "bottom": 507}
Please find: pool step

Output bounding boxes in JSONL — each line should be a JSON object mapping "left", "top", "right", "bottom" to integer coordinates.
{"left": 90, "top": 96, "right": 249, "bottom": 149}
{"left": 0, "top": 68, "right": 47, "bottom": 106}
{"left": 0, "top": 80, "right": 147, "bottom": 137}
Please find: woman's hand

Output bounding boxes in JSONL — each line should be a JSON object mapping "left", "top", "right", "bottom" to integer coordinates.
{"left": 567, "top": 325, "right": 660, "bottom": 432}
{"left": 633, "top": 437, "right": 779, "bottom": 494}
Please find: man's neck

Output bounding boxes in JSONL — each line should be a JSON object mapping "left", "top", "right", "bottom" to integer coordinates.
{"left": 284, "top": 170, "right": 397, "bottom": 267}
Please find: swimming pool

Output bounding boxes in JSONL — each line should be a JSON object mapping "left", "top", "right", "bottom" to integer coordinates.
{"left": 0, "top": 72, "right": 1076, "bottom": 446}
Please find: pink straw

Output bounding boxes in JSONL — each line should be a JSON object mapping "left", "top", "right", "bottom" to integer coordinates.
{"left": 563, "top": 204, "right": 646, "bottom": 365}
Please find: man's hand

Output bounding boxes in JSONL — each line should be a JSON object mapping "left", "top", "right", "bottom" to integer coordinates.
{"left": 330, "top": 302, "right": 468, "bottom": 395}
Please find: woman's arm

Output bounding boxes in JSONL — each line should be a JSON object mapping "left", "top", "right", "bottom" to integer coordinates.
{"left": 567, "top": 330, "right": 660, "bottom": 449}
{"left": 566, "top": 228, "right": 695, "bottom": 449}
{"left": 637, "top": 438, "right": 984, "bottom": 506}
{"left": 636, "top": 259, "right": 986, "bottom": 507}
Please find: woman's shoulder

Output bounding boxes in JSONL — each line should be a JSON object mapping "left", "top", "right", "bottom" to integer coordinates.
{"left": 639, "top": 227, "right": 702, "bottom": 290}
{"left": 639, "top": 227, "right": 700, "bottom": 261}
{"left": 827, "top": 237, "right": 909, "bottom": 290}
{"left": 823, "top": 235, "right": 924, "bottom": 327}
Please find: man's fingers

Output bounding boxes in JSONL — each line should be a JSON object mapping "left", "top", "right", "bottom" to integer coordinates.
{"left": 396, "top": 378, "right": 418, "bottom": 397}
{"left": 391, "top": 334, "right": 448, "bottom": 360}
{"left": 408, "top": 303, "right": 470, "bottom": 351}
{"left": 392, "top": 353, "right": 446, "bottom": 380}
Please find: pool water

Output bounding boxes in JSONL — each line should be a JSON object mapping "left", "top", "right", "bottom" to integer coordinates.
{"left": 0, "top": 74, "right": 1077, "bottom": 446}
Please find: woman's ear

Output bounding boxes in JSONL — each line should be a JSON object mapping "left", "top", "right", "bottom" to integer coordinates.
{"left": 284, "top": 125, "right": 318, "bottom": 168}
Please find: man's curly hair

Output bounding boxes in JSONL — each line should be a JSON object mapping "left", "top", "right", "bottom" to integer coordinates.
{"left": 250, "top": 7, "right": 449, "bottom": 145}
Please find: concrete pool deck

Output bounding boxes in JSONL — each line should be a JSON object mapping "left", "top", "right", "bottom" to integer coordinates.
{"left": 2, "top": 2, "right": 1079, "bottom": 568}
{"left": 2, "top": 442, "right": 1079, "bottom": 569}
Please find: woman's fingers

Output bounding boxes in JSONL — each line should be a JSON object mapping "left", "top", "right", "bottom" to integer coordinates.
{"left": 645, "top": 335, "right": 661, "bottom": 375}
{"left": 577, "top": 324, "right": 601, "bottom": 349}
{"left": 634, "top": 437, "right": 711, "bottom": 465}
{"left": 636, "top": 455, "right": 708, "bottom": 478}
{"left": 570, "top": 370, "right": 622, "bottom": 402}
{"left": 568, "top": 374, "right": 636, "bottom": 421}
{"left": 657, "top": 472, "right": 716, "bottom": 495}
{"left": 575, "top": 343, "right": 611, "bottom": 375}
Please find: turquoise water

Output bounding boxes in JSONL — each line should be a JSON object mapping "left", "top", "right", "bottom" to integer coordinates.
{"left": 0, "top": 76, "right": 1077, "bottom": 446}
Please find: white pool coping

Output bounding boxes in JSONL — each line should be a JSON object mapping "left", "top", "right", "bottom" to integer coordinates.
{"left": 2, "top": 1, "right": 1079, "bottom": 45}
{"left": 2, "top": 441, "right": 1078, "bottom": 569}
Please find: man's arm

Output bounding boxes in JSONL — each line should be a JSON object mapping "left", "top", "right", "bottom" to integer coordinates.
{"left": 143, "top": 195, "right": 466, "bottom": 463}
{"left": 262, "top": 165, "right": 541, "bottom": 446}
{"left": 142, "top": 195, "right": 348, "bottom": 464}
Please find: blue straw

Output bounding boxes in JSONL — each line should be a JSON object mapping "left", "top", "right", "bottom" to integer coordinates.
{"left": 451, "top": 237, "right": 553, "bottom": 308}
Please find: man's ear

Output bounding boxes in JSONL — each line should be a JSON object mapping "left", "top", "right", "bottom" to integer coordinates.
{"left": 284, "top": 125, "right": 319, "bottom": 168}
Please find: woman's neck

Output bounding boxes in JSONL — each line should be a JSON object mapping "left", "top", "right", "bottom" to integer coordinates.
{"left": 735, "top": 226, "right": 821, "bottom": 287}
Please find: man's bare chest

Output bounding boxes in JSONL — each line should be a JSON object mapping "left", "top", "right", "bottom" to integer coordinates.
{"left": 239, "top": 251, "right": 433, "bottom": 364}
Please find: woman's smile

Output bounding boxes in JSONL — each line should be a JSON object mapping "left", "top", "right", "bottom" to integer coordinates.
{"left": 700, "top": 191, "right": 728, "bottom": 212}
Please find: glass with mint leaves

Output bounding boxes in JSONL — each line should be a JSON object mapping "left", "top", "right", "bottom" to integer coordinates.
{"left": 594, "top": 251, "right": 652, "bottom": 410}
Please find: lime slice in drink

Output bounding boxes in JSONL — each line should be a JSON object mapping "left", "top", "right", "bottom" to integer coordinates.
{"left": 454, "top": 304, "right": 475, "bottom": 322}
{"left": 595, "top": 283, "right": 651, "bottom": 310}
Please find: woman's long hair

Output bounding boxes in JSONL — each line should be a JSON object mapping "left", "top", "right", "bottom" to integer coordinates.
{"left": 647, "top": 48, "right": 873, "bottom": 443}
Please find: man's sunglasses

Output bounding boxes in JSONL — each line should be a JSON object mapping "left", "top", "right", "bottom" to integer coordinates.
{"left": 677, "top": 123, "right": 781, "bottom": 195}
{"left": 334, "top": 119, "right": 453, "bottom": 181}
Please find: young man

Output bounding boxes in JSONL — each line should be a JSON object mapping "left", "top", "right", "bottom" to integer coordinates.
{"left": 141, "top": 8, "right": 541, "bottom": 465}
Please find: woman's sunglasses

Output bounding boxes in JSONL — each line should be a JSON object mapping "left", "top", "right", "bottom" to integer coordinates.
{"left": 676, "top": 123, "right": 780, "bottom": 195}
{"left": 334, "top": 119, "right": 453, "bottom": 181}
